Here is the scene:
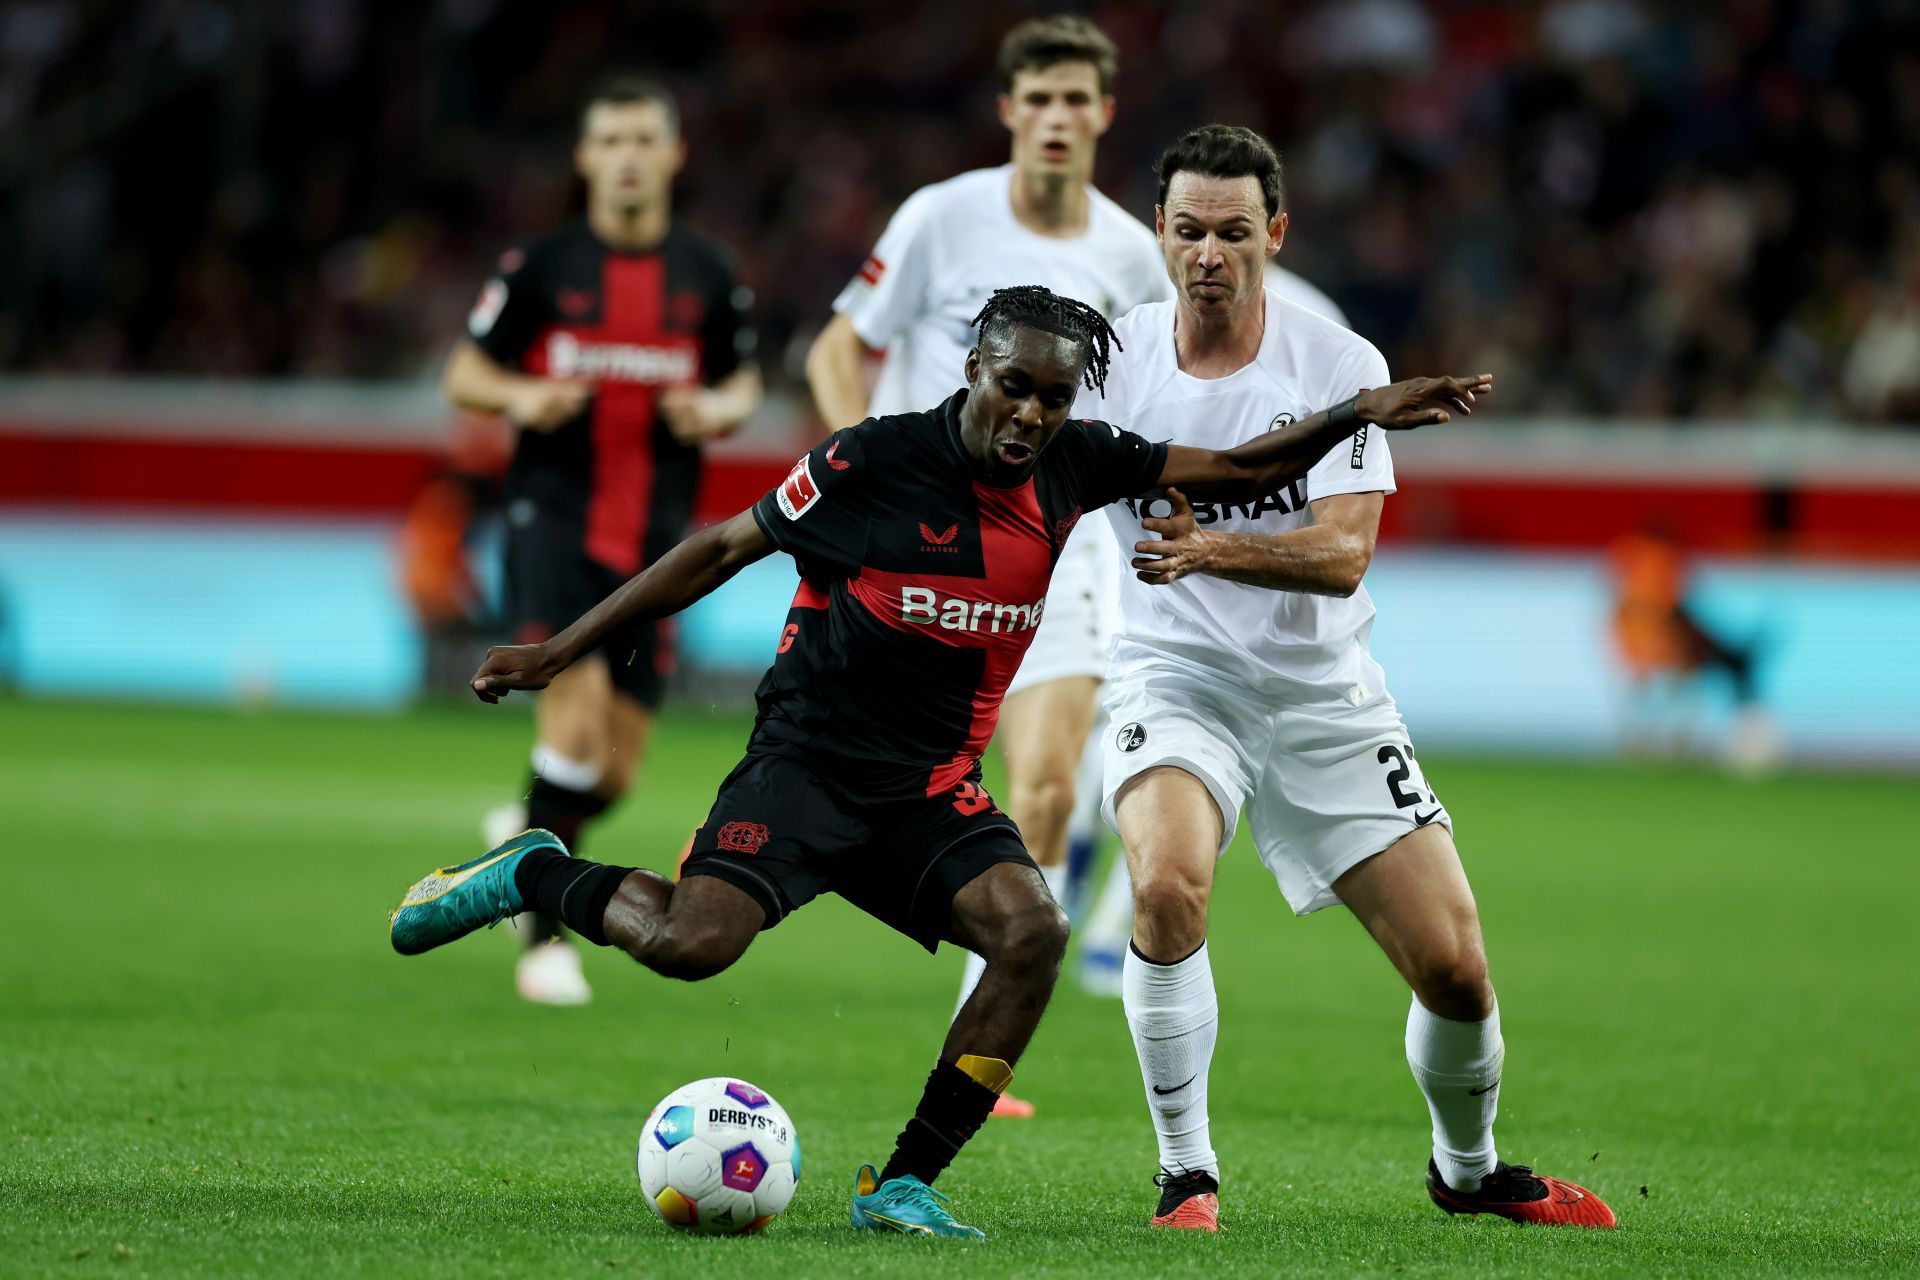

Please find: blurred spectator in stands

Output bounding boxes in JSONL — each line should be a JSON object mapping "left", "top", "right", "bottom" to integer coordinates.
{"left": 1842, "top": 252, "right": 1920, "bottom": 422}
{"left": 4, "top": 0, "right": 1917, "bottom": 427}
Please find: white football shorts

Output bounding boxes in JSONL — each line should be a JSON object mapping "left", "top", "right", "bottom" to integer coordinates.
{"left": 1099, "top": 646, "right": 1452, "bottom": 914}
{"left": 1007, "top": 516, "right": 1122, "bottom": 697}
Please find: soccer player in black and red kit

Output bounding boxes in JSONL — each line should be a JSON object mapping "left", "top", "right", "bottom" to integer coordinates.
{"left": 442, "top": 74, "right": 760, "bottom": 1004}
{"left": 392, "top": 286, "right": 1485, "bottom": 1238}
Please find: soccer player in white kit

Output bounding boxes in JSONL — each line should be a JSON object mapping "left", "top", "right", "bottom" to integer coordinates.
{"left": 1080, "top": 125, "right": 1616, "bottom": 1232}
{"left": 805, "top": 15, "right": 1169, "bottom": 1117}
{"left": 1076, "top": 237, "right": 1355, "bottom": 993}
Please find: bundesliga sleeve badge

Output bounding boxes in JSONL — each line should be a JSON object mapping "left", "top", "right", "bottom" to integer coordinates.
{"left": 468, "top": 278, "right": 508, "bottom": 338}
{"left": 776, "top": 454, "right": 822, "bottom": 521}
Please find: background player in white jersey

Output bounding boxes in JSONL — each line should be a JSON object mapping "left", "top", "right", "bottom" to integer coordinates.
{"left": 1263, "top": 260, "right": 1348, "bottom": 327}
{"left": 805, "top": 15, "right": 1170, "bottom": 1117}
{"left": 1080, "top": 125, "right": 1614, "bottom": 1232}
{"left": 1078, "top": 183, "right": 1353, "bottom": 995}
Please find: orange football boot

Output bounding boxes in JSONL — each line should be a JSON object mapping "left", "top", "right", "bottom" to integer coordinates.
{"left": 1151, "top": 1168, "right": 1219, "bottom": 1231}
{"left": 1427, "top": 1160, "right": 1617, "bottom": 1228}
{"left": 990, "top": 1093, "right": 1036, "bottom": 1119}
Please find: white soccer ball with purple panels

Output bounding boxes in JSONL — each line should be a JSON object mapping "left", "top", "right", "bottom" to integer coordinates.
{"left": 636, "top": 1077, "right": 801, "bottom": 1234}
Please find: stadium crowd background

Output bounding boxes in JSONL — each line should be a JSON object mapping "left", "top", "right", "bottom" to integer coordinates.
{"left": 7, "top": 0, "right": 1920, "bottom": 424}
{"left": 5, "top": 1, "right": 1920, "bottom": 764}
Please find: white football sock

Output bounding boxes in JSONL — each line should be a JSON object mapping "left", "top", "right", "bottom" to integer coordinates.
{"left": 1083, "top": 856, "right": 1134, "bottom": 949}
{"left": 953, "top": 862, "right": 1066, "bottom": 1020}
{"left": 1405, "top": 996, "right": 1503, "bottom": 1192}
{"left": 530, "top": 744, "right": 601, "bottom": 792}
{"left": 1038, "top": 859, "right": 1067, "bottom": 904}
{"left": 1124, "top": 940, "right": 1218, "bottom": 1177}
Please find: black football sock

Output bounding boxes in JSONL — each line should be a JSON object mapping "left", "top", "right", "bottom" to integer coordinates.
{"left": 525, "top": 774, "right": 611, "bottom": 852}
{"left": 877, "top": 1057, "right": 1006, "bottom": 1187}
{"left": 523, "top": 776, "right": 613, "bottom": 945}
{"left": 522, "top": 913, "right": 565, "bottom": 946}
{"left": 511, "top": 849, "right": 635, "bottom": 948}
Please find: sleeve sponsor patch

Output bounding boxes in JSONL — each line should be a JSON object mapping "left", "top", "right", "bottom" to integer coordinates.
{"left": 1349, "top": 423, "right": 1369, "bottom": 469}
{"left": 468, "top": 278, "right": 507, "bottom": 337}
{"left": 855, "top": 254, "right": 885, "bottom": 287}
{"left": 776, "top": 454, "right": 821, "bottom": 520}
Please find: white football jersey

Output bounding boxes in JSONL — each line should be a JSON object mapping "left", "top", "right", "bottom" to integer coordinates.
{"left": 1079, "top": 289, "right": 1396, "bottom": 695}
{"left": 833, "top": 165, "right": 1172, "bottom": 417}
{"left": 1264, "top": 261, "right": 1349, "bottom": 327}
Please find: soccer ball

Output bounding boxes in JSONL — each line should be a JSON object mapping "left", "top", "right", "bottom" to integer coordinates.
{"left": 636, "top": 1077, "right": 801, "bottom": 1235}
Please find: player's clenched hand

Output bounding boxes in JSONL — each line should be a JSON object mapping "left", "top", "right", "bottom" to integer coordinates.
{"left": 471, "top": 643, "right": 563, "bottom": 703}
{"left": 1132, "top": 488, "right": 1211, "bottom": 586}
{"left": 506, "top": 379, "right": 593, "bottom": 432}
{"left": 659, "top": 386, "right": 730, "bottom": 444}
{"left": 1356, "top": 374, "right": 1492, "bottom": 429}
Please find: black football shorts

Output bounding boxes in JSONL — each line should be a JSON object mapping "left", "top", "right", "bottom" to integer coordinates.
{"left": 503, "top": 514, "right": 673, "bottom": 708}
{"left": 679, "top": 750, "right": 1035, "bottom": 953}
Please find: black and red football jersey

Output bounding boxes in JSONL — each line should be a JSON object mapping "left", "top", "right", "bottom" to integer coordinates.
{"left": 468, "top": 219, "right": 756, "bottom": 576}
{"left": 748, "top": 390, "right": 1167, "bottom": 802}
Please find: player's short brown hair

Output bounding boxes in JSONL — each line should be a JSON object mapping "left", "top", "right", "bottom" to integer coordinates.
{"left": 578, "top": 73, "right": 679, "bottom": 136}
{"left": 1155, "top": 123, "right": 1284, "bottom": 218}
{"left": 997, "top": 16, "right": 1118, "bottom": 95}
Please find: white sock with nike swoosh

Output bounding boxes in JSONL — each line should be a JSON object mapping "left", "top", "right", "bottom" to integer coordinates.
{"left": 1406, "top": 996, "right": 1502, "bottom": 1192}
{"left": 1124, "top": 940, "right": 1219, "bottom": 1178}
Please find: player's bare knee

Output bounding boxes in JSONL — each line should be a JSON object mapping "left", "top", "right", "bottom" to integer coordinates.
{"left": 1015, "top": 901, "right": 1072, "bottom": 979}
{"left": 1409, "top": 938, "right": 1493, "bottom": 1020}
{"left": 987, "top": 895, "right": 1070, "bottom": 980}
{"left": 1130, "top": 864, "right": 1209, "bottom": 942}
{"left": 1011, "top": 767, "right": 1073, "bottom": 820}
{"left": 1030, "top": 898, "right": 1072, "bottom": 965}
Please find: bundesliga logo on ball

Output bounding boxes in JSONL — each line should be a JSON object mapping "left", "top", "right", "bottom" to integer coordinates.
{"left": 637, "top": 1077, "right": 801, "bottom": 1235}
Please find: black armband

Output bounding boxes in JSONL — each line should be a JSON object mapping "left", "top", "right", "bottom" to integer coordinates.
{"left": 1327, "top": 396, "right": 1360, "bottom": 428}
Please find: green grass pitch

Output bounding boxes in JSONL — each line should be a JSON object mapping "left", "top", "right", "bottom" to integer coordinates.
{"left": 4, "top": 696, "right": 1917, "bottom": 1277}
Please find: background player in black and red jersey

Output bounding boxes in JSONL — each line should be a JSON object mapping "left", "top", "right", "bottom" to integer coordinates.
{"left": 442, "top": 74, "right": 761, "bottom": 1005}
{"left": 391, "top": 285, "right": 1485, "bottom": 1238}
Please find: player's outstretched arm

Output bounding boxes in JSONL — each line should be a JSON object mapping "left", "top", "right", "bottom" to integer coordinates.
{"left": 470, "top": 511, "right": 774, "bottom": 702}
{"left": 1155, "top": 374, "right": 1491, "bottom": 501}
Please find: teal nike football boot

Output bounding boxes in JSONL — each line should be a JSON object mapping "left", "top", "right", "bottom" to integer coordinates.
{"left": 850, "top": 1164, "right": 985, "bottom": 1240}
{"left": 388, "top": 829, "right": 565, "bottom": 956}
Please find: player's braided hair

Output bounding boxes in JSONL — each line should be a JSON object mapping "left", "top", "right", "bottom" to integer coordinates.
{"left": 970, "top": 285, "right": 1121, "bottom": 395}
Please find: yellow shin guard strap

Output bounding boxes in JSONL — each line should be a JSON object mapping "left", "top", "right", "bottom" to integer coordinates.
{"left": 954, "top": 1054, "right": 1014, "bottom": 1094}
